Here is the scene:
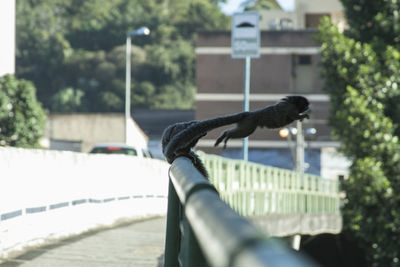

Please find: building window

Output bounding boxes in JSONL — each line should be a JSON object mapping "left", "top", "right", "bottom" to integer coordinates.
{"left": 298, "top": 55, "right": 312, "bottom": 65}
{"left": 292, "top": 54, "right": 314, "bottom": 93}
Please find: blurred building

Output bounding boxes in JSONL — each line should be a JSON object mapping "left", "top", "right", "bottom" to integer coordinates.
{"left": 258, "top": 0, "right": 346, "bottom": 31}
{"left": 43, "top": 110, "right": 195, "bottom": 159}
{"left": 194, "top": 0, "right": 350, "bottom": 177}
{"left": 44, "top": 114, "right": 148, "bottom": 153}
{"left": 0, "top": 0, "right": 15, "bottom": 76}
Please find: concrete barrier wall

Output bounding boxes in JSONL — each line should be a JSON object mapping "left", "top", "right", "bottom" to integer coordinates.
{"left": 0, "top": 147, "right": 169, "bottom": 260}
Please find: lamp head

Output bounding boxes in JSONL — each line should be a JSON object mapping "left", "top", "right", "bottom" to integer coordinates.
{"left": 127, "top": 26, "right": 150, "bottom": 37}
{"left": 279, "top": 128, "right": 289, "bottom": 138}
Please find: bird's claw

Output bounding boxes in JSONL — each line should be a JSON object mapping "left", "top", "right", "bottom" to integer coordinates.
{"left": 214, "top": 131, "right": 231, "bottom": 149}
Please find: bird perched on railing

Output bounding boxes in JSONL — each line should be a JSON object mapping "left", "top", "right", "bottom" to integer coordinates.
{"left": 162, "top": 96, "right": 310, "bottom": 178}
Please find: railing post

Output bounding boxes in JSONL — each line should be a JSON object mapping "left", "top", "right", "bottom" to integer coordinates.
{"left": 164, "top": 179, "right": 181, "bottom": 267}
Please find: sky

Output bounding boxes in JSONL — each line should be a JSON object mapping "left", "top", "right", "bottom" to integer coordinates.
{"left": 220, "top": 0, "right": 295, "bottom": 14}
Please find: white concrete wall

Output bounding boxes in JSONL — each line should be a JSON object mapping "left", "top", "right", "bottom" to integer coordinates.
{"left": 0, "top": 0, "right": 15, "bottom": 76}
{"left": 321, "top": 147, "right": 350, "bottom": 180}
{"left": 0, "top": 147, "right": 169, "bottom": 260}
{"left": 46, "top": 113, "right": 148, "bottom": 152}
{"left": 126, "top": 117, "right": 148, "bottom": 152}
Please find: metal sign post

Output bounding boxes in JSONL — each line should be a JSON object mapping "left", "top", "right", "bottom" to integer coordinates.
{"left": 243, "top": 57, "right": 251, "bottom": 161}
{"left": 232, "top": 11, "right": 260, "bottom": 161}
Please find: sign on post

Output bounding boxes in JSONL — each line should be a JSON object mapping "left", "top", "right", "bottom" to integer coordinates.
{"left": 231, "top": 11, "right": 260, "bottom": 161}
{"left": 231, "top": 11, "right": 260, "bottom": 58}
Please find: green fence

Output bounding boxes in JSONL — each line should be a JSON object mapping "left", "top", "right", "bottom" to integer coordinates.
{"left": 198, "top": 151, "right": 341, "bottom": 217}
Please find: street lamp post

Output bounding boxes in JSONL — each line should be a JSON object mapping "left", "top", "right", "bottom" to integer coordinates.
{"left": 279, "top": 122, "right": 316, "bottom": 251}
{"left": 125, "top": 26, "right": 150, "bottom": 144}
{"left": 279, "top": 123, "right": 316, "bottom": 173}
{"left": 295, "top": 120, "right": 304, "bottom": 173}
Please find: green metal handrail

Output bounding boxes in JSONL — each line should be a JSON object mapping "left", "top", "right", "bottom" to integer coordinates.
{"left": 164, "top": 156, "right": 318, "bottom": 267}
{"left": 198, "top": 151, "right": 341, "bottom": 217}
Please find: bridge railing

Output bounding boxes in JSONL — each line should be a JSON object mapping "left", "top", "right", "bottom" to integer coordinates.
{"left": 198, "top": 151, "right": 340, "bottom": 216}
{"left": 164, "top": 156, "right": 317, "bottom": 267}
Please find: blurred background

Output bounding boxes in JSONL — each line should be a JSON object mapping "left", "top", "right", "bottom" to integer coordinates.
{"left": 1, "top": 0, "right": 400, "bottom": 266}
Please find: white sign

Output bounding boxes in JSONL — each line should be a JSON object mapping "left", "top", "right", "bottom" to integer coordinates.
{"left": 231, "top": 11, "right": 260, "bottom": 58}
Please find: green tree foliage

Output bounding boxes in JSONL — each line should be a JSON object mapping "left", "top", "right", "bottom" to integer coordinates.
{"left": 340, "top": 0, "right": 400, "bottom": 47}
{"left": 16, "top": 0, "right": 73, "bottom": 108}
{"left": 51, "top": 87, "right": 85, "bottom": 112}
{"left": 15, "top": 0, "right": 229, "bottom": 112}
{"left": 0, "top": 75, "right": 46, "bottom": 147}
{"left": 317, "top": 5, "right": 400, "bottom": 265}
{"left": 243, "top": 0, "right": 281, "bottom": 11}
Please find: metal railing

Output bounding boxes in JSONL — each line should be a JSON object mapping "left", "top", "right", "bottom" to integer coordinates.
{"left": 198, "top": 151, "right": 340, "bottom": 216}
{"left": 164, "top": 156, "right": 317, "bottom": 267}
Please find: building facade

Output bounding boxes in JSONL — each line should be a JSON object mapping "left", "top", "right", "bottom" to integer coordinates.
{"left": 194, "top": 30, "right": 350, "bottom": 177}
{"left": 258, "top": 0, "right": 346, "bottom": 31}
{"left": 44, "top": 114, "right": 148, "bottom": 153}
{"left": 194, "top": 0, "right": 350, "bottom": 178}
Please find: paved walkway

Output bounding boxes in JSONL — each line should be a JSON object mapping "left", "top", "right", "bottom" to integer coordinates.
{"left": 0, "top": 217, "right": 166, "bottom": 267}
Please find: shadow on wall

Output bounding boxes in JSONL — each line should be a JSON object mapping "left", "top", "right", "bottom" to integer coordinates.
{"left": 221, "top": 148, "right": 321, "bottom": 175}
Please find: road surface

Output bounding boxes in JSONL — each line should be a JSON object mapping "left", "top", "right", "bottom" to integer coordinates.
{"left": 0, "top": 217, "right": 166, "bottom": 267}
